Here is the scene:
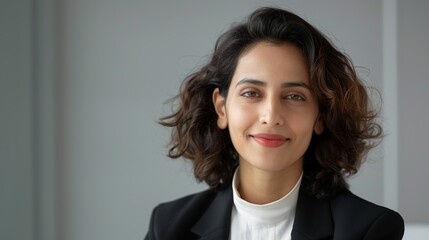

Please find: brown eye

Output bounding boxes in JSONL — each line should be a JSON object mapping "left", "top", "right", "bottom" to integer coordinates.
{"left": 284, "top": 94, "right": 305, "bottom": 101}
{"left": 241, "top": 91, "right": 260, "bottom": 98}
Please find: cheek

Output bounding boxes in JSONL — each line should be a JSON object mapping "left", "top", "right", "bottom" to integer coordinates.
{"left": 227, "top": 103, "right": 256, "bottom": 133}
{"left": 288, "top": 113, "right": 319, "bottom": 136}
{"left": 228, "top": 101, "right": 251, "bottom": 120}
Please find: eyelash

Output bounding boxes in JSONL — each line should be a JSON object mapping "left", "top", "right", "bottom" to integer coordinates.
{"left": 283, "top": 94, "right": 305, "bottom": 101}
{"left": 241, "top": 91, "right": 261, "bottom": 98}
{"left": 240, "top": 90, "right": 305, "bottom": 101}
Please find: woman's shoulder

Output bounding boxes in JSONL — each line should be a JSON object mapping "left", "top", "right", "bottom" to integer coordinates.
{"left": 329, "top": 190, "right": 404, "bottom": 238}
{"left": 146, "top": 188, "right": 218, "bottom": 239}
{"left": 154, "top": 188, "right": 217, "bottom": 217}
{"left": 330, "top": 190, "right": 400, "bottom": 216}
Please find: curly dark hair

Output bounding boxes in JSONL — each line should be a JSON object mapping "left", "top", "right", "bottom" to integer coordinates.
{"left": 159, "top": 7, "right": 382, "bottom": 199}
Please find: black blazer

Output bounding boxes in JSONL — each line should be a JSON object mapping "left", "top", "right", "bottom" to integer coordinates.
{"left": 145, "top": 181, "right": 404, "bottom": 240}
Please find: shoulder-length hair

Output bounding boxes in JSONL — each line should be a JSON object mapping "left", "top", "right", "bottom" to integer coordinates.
{"left": 159, "top": 7, "right": 382, "bottom": 199}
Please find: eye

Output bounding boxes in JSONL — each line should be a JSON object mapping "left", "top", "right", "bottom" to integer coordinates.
{"left": 241, "top": 91, "right": 261, "bottom": 98}
{"left": 284, "top": 94, "right": 305, "bottom": 101}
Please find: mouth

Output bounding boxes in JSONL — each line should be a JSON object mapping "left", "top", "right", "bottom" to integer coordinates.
{"left": 250, "top": 133, "right": 289, "bottom": 148}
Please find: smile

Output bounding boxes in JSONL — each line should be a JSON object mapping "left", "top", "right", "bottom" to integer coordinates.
{"left": 250, "top": 133, "right": 289, "bottom": 148}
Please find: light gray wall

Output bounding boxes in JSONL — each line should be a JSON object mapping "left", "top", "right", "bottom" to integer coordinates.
{"left": 0, "top": 0, "right": 34, "bottom": 240}
{"left": 397, "top": 0, "right": 429, "bottom": 223}
{"left": 2, "top": 0, "right": 428, "bottom": 239}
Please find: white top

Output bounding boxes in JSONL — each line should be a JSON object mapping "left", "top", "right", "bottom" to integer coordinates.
{"left": 229, "top": 169, "right": 303, "bottom": 240}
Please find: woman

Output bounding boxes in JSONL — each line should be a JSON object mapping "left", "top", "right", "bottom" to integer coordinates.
{"left": 145, "top": 7, "right": 404, "bottom": 240}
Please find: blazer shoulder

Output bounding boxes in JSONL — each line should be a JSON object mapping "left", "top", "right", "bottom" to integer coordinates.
{"left": 330, "top": 191, "right": 404, "bottom": 239}
{"left": 331, "top": 190, "right": 401, "bottom": 217}
{"left": 145, "top": 189, "right": 216, "bottom": 239}
{"left": 156, "top": 188, "right": 216, "bottom": 215}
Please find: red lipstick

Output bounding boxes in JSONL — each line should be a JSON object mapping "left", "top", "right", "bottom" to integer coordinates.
{"left": 251, "top": 133, "right": 289, "bottom": 148}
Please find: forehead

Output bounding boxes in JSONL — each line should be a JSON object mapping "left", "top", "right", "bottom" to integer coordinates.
{"left": 231, "top": 41, "right": 310, "bottom": 85}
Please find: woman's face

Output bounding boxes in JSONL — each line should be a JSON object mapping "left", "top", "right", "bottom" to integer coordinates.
{"left": 213, "top": 41, "right": 323, "bottom": 175}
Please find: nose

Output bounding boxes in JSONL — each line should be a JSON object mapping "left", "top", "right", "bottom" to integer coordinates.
{"left": 259, "top": 97, "right": 284, "bottom": 126}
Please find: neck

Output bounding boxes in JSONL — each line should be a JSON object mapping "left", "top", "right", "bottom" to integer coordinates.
{"left": 237, "top": 162, "right": 302, "bottom": 204}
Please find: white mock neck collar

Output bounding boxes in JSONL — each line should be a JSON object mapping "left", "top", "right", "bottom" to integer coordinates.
{"left": 231, "top": 168, "right": 302, "bottom": 224}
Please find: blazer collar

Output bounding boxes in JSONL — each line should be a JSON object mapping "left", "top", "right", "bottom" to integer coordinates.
{"left": 191, "top": 185, "right": 233, "bottom": 240}
{"left": 190, "top": 180, "right": 334, "bottom": 240}
{"left": 291, "top": 181, "right": 334, "bottom": 240}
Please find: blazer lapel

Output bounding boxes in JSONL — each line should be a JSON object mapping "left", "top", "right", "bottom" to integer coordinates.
{"left": 291, "top": 182, "right": 334, "bottom": 240}
{"left": 191, "top": 185, "right": 233, "bottom": 240}
{"left": 190, "top": 180, "right": 334, "bottom": 240}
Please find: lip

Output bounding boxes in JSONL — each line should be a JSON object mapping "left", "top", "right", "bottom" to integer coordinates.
{"left": 250, "top": 133, "right": 289, "bottom": 148}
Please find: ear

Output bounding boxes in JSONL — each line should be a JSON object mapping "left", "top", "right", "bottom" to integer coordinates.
{"left": 212, "top": 88, "right": 228, "bottom": 129}
{"left": 314, "top": 114, "right": 324, "bottom": 135}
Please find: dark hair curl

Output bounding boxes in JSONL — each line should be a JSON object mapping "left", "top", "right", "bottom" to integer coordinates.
{"left": 159, "top": 7, "right": 382, "bottom": 199}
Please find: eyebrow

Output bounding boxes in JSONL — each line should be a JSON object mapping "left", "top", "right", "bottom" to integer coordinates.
{"left": 236, "top": 78, "right": 310, "bottom": 89}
